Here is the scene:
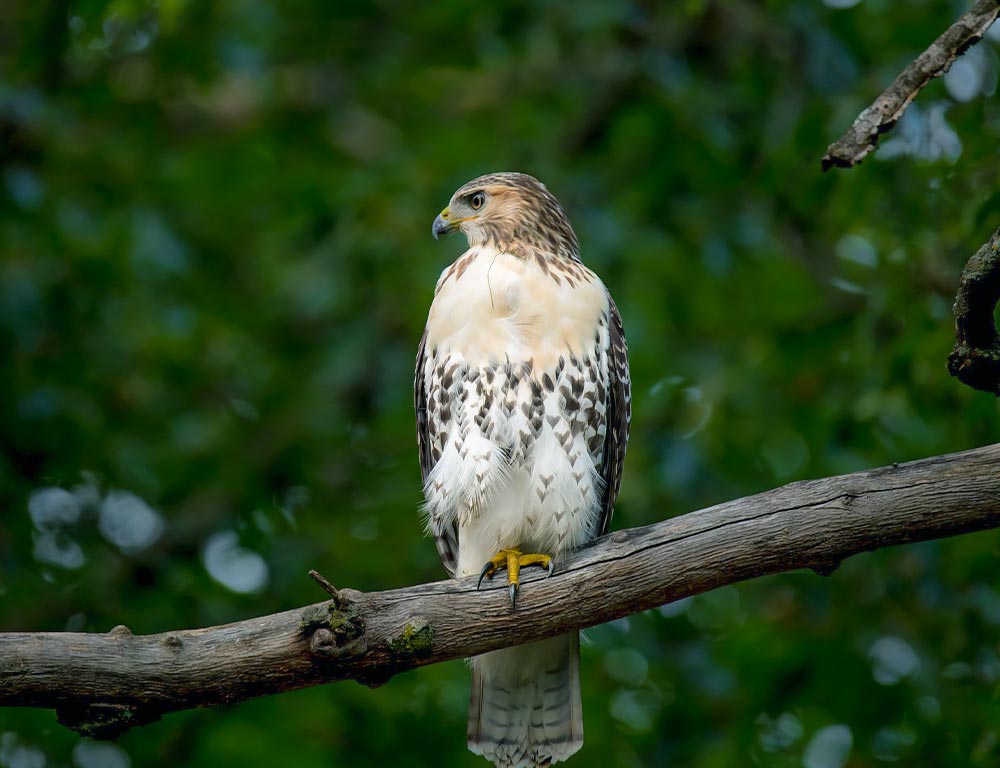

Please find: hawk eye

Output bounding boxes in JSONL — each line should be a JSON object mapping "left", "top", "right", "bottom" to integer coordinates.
{"left": 469, "top": 192, "right": 486, "bottom": 211}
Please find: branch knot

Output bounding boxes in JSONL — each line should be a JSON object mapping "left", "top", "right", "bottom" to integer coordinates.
{"left": 301, "top": 599, "right": 367, "bottom": 660}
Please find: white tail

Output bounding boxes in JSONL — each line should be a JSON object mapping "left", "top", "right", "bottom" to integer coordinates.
{"left": 467, "top": 632, "right": 583, "bottom": 768}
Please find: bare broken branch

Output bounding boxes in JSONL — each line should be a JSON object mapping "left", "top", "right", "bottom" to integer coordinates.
{"left": 822, "top": 0, "right": 1000, "bottom": 170}
{"left": 308, "top": 568, "right": 343, "bottom": 606}
{"left": 2, "top": 443, "right": 999, "bottom": 739}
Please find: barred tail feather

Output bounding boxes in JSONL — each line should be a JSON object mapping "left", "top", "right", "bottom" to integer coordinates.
{"left": 467, "top": 632, "right": 583, "bottom": 768}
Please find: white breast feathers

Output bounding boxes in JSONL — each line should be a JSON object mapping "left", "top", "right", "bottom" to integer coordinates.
{"left": 420, "top": 245, "right": 612, "bottom": 576}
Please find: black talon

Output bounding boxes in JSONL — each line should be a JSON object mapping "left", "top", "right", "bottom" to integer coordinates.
{"left": 508, "top": 582, "right": 518, "bottom": 608}
{"left": 477, "top": 562, "right": 493, "bottom": 590}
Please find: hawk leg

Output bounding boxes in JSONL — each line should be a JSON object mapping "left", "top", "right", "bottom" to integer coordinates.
{"left": 477, "top": 548, "right": 555, "bottom": 608}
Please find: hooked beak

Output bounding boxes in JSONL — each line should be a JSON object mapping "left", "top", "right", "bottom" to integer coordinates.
{"left": 431, "top": 208, "right": 479, "bottom": 240}
{"left": 432, "top": 207, "right": 457, "bottom": 240}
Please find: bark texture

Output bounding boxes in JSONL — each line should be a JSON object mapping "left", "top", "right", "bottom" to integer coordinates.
{"left": 822, "top": 0, "right": 1000, "bottom": 170}
{"left": 949, "top": 227, "right": 1000, "bottom": 395}
{"left": 2, "top": 443, "right": 1000, "bottom": 738}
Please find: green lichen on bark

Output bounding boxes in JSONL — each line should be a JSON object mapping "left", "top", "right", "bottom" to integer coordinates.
{"left": 298, "top": 604, "right": 334, "bottom": 632}
{"left": 300, "top": 601, "right": 366, "bottom": 659}
{"left": 386, "top": 621, "right": 435, "bottom": 658}
{"left": 327, "top": 606, "right": 365, "bottom": 646}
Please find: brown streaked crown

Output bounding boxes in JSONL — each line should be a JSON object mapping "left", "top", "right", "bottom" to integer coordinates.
{"left": 448, "top": 172, "right": 581, "bottom": 263}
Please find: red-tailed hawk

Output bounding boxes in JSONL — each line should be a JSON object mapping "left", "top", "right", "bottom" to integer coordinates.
{"left": 415, "top": 172, "right": 630, "bottom": 767}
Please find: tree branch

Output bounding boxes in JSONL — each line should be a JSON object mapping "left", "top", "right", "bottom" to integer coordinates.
{"left": 3, "top": 444, "right": 1000, "bottom": 738}
{"left": 821, "top": 0, "right": 1000, "bottom": 171}
{"left": 949, "top": 227, "right": 1000, "bottom": 394}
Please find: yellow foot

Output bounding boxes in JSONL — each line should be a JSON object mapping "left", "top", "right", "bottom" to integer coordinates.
{"left": 477, "top": 548, "right": 555, "bottom": 608}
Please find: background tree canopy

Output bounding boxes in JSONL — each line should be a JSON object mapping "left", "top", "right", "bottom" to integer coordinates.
{"left": 2, "top": 1, "right": 1000, "bottom": 766}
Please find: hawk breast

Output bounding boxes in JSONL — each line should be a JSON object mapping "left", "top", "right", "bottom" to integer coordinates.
{"left": 416, "top": 244, "right": 628, "bottom": 574}
{"left": 426, "top": 246, "right": 606, "bottom": 372}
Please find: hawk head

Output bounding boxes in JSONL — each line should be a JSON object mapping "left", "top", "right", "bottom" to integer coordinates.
{"left": 432, "top": 172, "right": 580, "bottom": 261}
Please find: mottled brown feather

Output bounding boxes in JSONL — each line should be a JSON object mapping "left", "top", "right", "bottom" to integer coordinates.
{"left": 598, "top": 294, "right": 630, "bottom": 536}
{"left": 414, "top": 330, "right": 459, "bottom": 575}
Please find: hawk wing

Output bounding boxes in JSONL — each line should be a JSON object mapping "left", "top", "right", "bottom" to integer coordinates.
{"left": 597, "top": 293, "right": 630, "bottom": 537}
{"left": 414, "top": 330, "right": 459, "bottom": 576}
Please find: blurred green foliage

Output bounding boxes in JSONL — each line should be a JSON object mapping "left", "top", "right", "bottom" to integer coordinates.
{"left": 2, "top": 0, "right": 1000, "bottom": 766}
